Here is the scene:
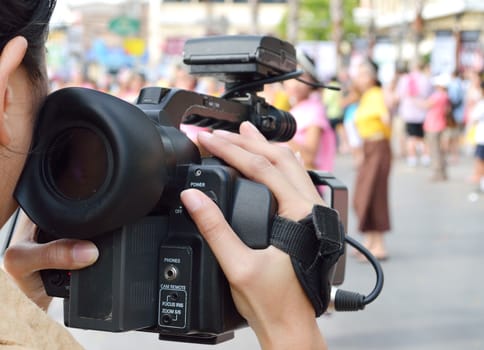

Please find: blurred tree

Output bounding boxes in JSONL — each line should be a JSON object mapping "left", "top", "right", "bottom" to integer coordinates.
{"left": 249, "top": 0, "right": 260, "bottom": 34}
{"left": 286, "top": 0, "right": 300, "bottom": 44}
{"left": 330, "top": 0, "right": 343, "bottom": 71}
{"left": 277, "top": 0, "right": 361, "bottom": 43}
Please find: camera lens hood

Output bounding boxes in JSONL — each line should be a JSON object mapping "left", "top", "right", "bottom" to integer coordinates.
{"left": 15, "top": 87, "right": 167, "bottom": 239}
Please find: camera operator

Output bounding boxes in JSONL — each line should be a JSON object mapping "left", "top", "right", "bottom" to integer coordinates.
{"left": 0, "top": 2, "right": 328, "bottom": 349}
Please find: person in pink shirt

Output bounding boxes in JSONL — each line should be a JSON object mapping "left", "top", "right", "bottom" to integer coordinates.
{"left": 396, "top": 60, "right": 433, "bottom": 166}
{"left": 423, "top": 73, "right": 451, "bottom": 181}
{"left": 283, "top": 51, "right": 336, "bottom": 173}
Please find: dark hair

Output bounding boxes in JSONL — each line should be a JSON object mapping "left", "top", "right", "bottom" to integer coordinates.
{"left": 362, "top": 58, "right": 382, "bottom": 87}
{"left": 297, "top": 50, "right": 320, "bottom": 89}
{"left": 0, "top": 1, "right": 56, "bottom": 88}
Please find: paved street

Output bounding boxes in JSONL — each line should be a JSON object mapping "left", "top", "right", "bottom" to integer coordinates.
{"left": 321, "top": 153, "right": 484, "bottom": 350}
{"left": 48, "top": 152, "right": 483, "bottom": 349}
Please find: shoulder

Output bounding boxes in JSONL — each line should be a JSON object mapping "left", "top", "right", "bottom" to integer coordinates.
{"left": 470, "top": 100, "right": 484, "bottom": 119}
{"left": 396, "top": 75, "right": 407, "bottom": 90}
{"left": 475, "top": 100, "right": 484, "bottom": 112}
{"left": 0, "top": 270, "right": 83, "bottom": 350}
{"left": 431, "top": 91, "right": 446, "bottom": 101}
{"left": 292, "top": 95, "right": 325, "bottom": 117}
{"left": 364, "top": 87, "right": 385, "bottom": 101}
{"left": 292, "top": 101, "right": 319, "bottom": 117}
{"left": 397, "top": 74, "right": 408, "bottom": 85}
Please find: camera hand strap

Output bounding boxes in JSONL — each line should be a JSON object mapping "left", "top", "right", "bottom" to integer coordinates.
{"left": 270, "top": 205, "right": 345, "bottom": 316}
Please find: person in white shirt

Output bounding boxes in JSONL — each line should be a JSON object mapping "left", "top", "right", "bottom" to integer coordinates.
{"left": 469, "top": 80, "right": 484, "bottom": 194}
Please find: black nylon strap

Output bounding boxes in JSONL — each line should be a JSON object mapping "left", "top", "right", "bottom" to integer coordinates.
{"left": 270, "top": 215, "right": 318, "bottom": 267}
{"left": 269, "top": 205, "right": 345, "bottom": 316}
{"left": 270, "top": 205, "right": 343, "bottom": 267}
{"left": 312, "top": 205, "right": 345, "bottom": 257}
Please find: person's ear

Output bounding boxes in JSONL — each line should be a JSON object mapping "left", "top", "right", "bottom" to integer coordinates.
{"left": 0, "top": 36, "right": 28, "bottom": 146}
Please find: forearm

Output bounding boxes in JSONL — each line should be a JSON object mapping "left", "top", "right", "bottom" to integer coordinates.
{"left": 253, "top": 317, "right": 327, "bottom": 350}
{"left": 341, "top": 91, "right": 359, "bottom": 109}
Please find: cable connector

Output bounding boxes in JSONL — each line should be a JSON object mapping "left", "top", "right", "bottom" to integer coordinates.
{"left": 328, "top": 287, "right": 366, "bottom": 312}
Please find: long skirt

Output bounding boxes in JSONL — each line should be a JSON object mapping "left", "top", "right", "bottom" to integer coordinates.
{"left": 353, "top": 139, "right": 392, "bottom": 233}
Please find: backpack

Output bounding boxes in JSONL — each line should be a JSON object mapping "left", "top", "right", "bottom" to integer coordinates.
{"left": 448, "top": 78, "right": 464, "bottom": 112}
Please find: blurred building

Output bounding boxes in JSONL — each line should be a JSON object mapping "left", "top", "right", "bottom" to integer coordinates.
{"left": 49, "top": 0, "right": 287, "bottom": 78}
{"left": 355, "top": 0, "right": 484, "bottom": 73}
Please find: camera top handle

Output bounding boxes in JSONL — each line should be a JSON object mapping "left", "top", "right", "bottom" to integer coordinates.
{"left": 136, "top": 87, "right": 297, "bottom": 143}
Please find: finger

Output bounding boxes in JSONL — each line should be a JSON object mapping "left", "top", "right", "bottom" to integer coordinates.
{"left": 3, "top": 239, "right": 99, "bottom": 278}
{"left": 220, "top": 123, "right": 321, "bottom": 202}
{"left": 209, "top": 128, "right": 323, "bottom": 206}
{"left": 180, "top": 189, "right": 252, "bottom": 278}
{"left": 197, "top": 132, "right": 312, "bottom": 220}
{"left": 239, "top": 121, "right": 267, "bottom": 141}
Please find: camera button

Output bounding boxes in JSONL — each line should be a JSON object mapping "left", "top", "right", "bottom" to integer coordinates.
{"left": 203, "top": 190, "right": 218, "bottom": 204}
{"left": 161, "top": 314, "right": 172, "bottom": 325}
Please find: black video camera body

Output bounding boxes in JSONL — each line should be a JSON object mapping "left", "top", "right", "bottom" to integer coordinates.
{"left": 15, "top": 35, "right": 347, "bottom": 344}
{"left": 38, "top": 153, "right": 277, "bottom": 344}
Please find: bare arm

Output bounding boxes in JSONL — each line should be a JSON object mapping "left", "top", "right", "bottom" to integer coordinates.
{"left": 182, "top": 122, "right": 328, "bottom": 350}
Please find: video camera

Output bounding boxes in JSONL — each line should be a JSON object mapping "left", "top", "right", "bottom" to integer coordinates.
{"left": 14, "top": 35, "right": 349, "bottom": 344}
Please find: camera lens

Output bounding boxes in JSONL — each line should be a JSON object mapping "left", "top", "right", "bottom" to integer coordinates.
{"left": 47, "top": 127, "right": 108, "bottom": 200}
{"left": 257, "top": 106, "right": 296, "bottom": 142}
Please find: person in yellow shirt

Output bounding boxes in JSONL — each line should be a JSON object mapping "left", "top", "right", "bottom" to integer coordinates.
{"left": 353, "top": 60, "right": 392, "bottom": 261}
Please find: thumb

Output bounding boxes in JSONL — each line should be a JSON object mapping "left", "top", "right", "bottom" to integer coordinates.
{"left": 4, "top": 239, "right": 99, "bottom": 278}
{"left": 180, "top": 189, "right": 250, "bottom": 276}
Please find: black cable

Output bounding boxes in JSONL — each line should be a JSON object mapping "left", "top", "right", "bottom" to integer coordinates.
{"left": 295, "top": 77, "right": 341, "bottom": 91}
{"left": 221, "top": 70, "right": 341, "bottom": 99}
{"left": 330, "top": 235, "right": 384, "bottom": 312}
{"left": 221, "top": 70, "right": 303, "bottom": 99}
{"left": 345, "top": 235, "right": 384, "bottom": 305}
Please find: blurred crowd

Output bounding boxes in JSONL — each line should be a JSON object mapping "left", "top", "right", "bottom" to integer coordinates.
{"left": 47, "top": 53, "right": 484, "bottom": 260}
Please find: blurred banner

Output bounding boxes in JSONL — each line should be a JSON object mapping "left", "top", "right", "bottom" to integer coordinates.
{"left": 459, "top": 30, "right": 483, "bottom": 72}
{"left": 431, "top": 30, "right": 457, "bottom": 75}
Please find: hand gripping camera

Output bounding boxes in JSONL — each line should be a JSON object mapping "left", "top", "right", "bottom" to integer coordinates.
{"left": 14, "top": 36, "right": 353, "bottom": 344}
